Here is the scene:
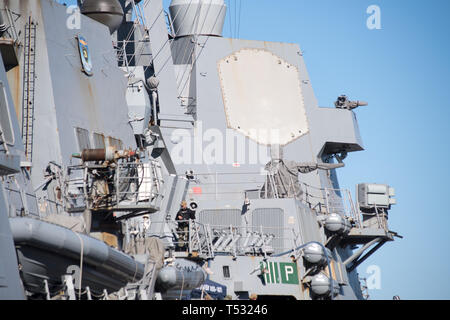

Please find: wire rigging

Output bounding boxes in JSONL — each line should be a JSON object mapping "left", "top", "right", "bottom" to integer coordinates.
{"left": 174, "top": 0, "right": 205, "bottom": 85}
{"left": 175, "top": 0, "right": 216, "bottom": 93}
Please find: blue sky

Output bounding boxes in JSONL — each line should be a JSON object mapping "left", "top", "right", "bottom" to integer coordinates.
{"left": 62, "top": 0, "right": 450, "bottom": 299}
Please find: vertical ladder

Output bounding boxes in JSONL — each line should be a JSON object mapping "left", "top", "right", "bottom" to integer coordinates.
{"left": 21, "top": 17, "right": 37, "bottom": 162}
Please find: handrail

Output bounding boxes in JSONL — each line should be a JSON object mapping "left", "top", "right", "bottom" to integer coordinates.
{"left": 184, "top": 170, "right": 362, "bottom": 228}
{"left": 115, "top": 0, "right": 151, "bottom": 72}
{"left": 153, "top": 219, "right": 298, "bottom": 257}
{"left": 62, "top": 160, "right": 163, "bottom": 213}
{"left": 1, "top": 7, "right": 20, "bottom": 42}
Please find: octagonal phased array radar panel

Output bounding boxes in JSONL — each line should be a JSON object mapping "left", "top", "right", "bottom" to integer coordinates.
{"left": 218, "top": 48, "right": 309, "bottom": 146}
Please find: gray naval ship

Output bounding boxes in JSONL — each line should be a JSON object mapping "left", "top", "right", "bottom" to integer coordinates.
{"left": 0, "top": 0, "right": 400, "bottom": 300}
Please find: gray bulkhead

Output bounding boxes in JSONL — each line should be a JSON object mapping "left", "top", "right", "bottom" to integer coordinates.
{"left": 0, "top": 0, "right": 395, "bottom": 300}
{"left": 0, "top": 52, "right": 27, "bottom": 299}
{"left": 8, "top": 1, "right": 136, "bottom": 192}
{"left": 156, "top": 32, "right": 367, "bottom": 298}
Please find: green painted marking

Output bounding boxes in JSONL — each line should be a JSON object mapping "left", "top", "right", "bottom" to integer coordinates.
{"left": 268, "top": 261, "right": 273, "bottom": 283}
{"left": 261, "top": 261, "right": 269, "bottom": 283}
{"left": 260, "top": 261, "right": 299, "bottom": 285}
{"left": 280, "top": 262, "right": 299, "bottom": 284}
{"left": 274, "top": 261, "right": 280, "bottom": 283}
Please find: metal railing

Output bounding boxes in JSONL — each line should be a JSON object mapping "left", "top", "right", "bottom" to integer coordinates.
{"left": 186, "top": 171, "right": 363, "bottom": 228}
{"left": 164, "top": 219, "right": 298, "bottom": 258}
{"left": 1, "top": 7, "right": 21, "bottom": 43}
{"left": 301, "top": 182, "right": 362, "bottom": 229}
{"left": 63, "top": 160, "right": 163, "bottom": 214}
{"left": 116, "top": 38, "right": 151, "bottom": 68}
{"left": 114, "top": 0, "right": 151, "bottom": 72}
{"left": 187, "top": 171, "right": 266, "bottom": 199}
{"left": 3, "top": 185, "right": 41, "bottom": 218}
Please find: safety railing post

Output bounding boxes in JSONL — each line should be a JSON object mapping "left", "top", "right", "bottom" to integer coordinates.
{"left": 188, "top": 219, "right": 192, "bottom": 254}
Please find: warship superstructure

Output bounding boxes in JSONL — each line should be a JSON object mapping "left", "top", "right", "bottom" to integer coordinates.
{"left": 0, "top": 0, "right": 400, "bottom": 300}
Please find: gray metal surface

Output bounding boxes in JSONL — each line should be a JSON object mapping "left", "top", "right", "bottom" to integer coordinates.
{"left": 169, "top": 0, "right": 227, "bottom": 38}
{"left": 0, "top": 0, "right": 399, "bottom": 300}
{"left": 0, "top": 185, "right": 25, "bottom": 299}
{"left": 81, "top": 0, "right": 124, "bottom": 34}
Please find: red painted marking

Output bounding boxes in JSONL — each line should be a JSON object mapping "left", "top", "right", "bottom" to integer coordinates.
{"left": 192, "top": 187, "right": 202, "bottom": 194}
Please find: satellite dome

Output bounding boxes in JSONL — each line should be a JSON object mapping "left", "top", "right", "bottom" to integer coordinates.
{"left": 81, "top": 0, "right": 124, "bottom": 34}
